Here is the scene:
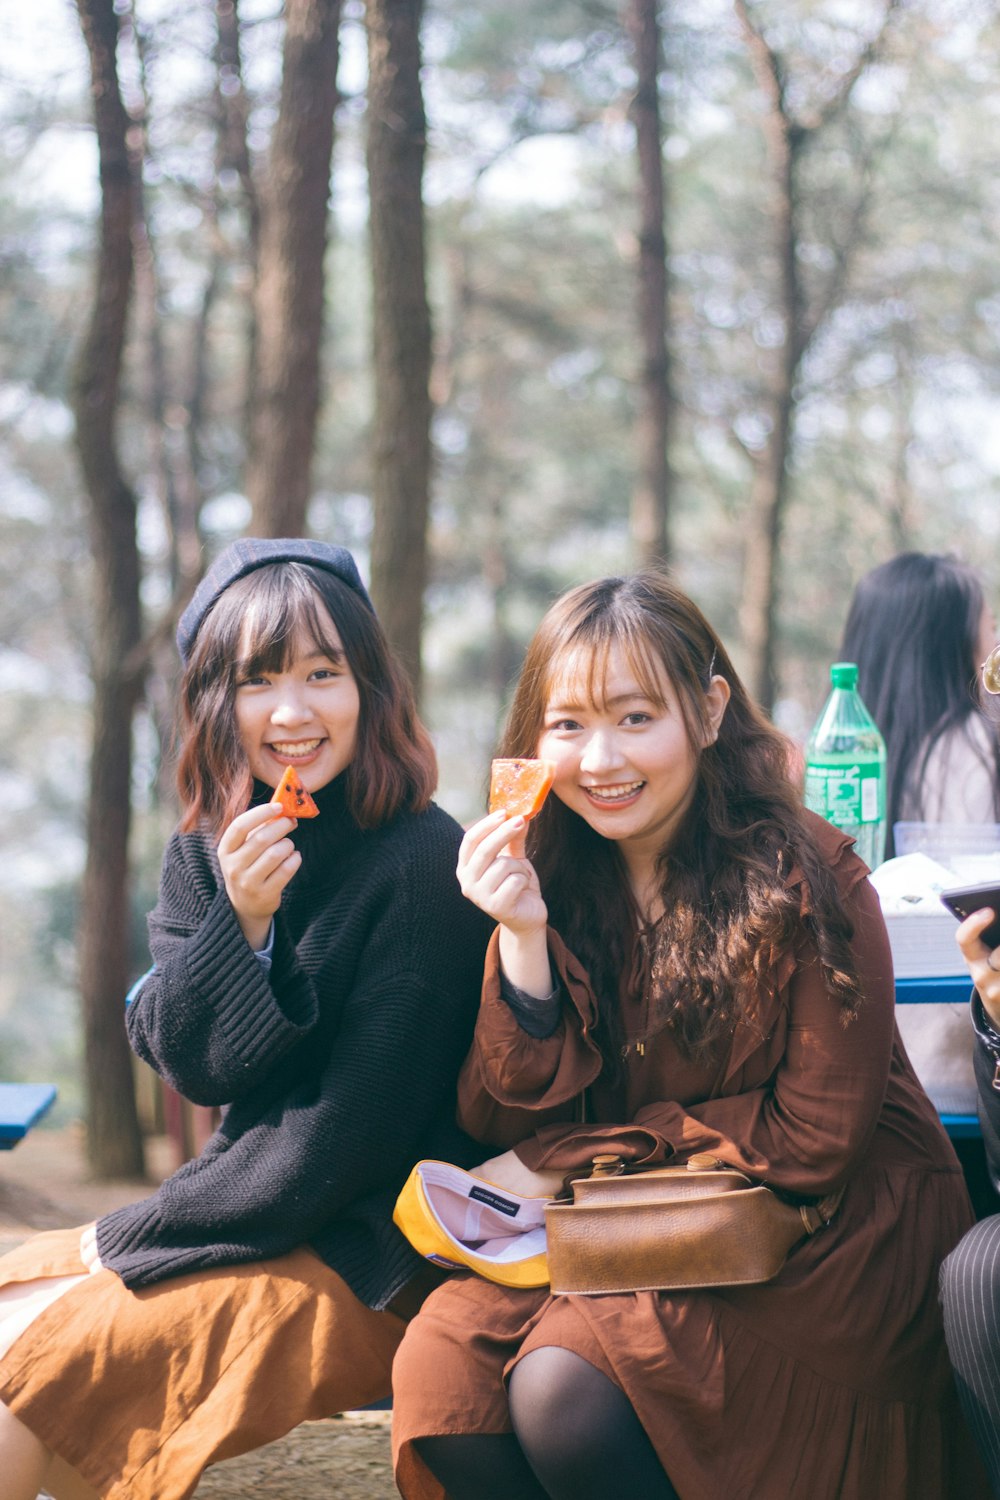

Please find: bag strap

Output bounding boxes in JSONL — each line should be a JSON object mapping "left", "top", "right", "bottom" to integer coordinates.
{"left": 797, "top": 1184, "right": 846, "bottom": 1234}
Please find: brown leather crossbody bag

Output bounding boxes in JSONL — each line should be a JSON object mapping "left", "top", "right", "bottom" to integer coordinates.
{"left": 544, "top": 1153, "right": 844, "bottom": 1295}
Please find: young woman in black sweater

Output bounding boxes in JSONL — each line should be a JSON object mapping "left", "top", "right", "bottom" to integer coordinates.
{"left": 0, "top": 538, "right": 490, "bottom": 1500}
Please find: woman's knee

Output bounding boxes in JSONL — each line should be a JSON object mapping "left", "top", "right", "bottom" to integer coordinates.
{"left": 508, "top": 1347, "right": 597, "bottom": 1443}
{"left": 508, "top": 1349, "right": 678, "bottom": 1500}
{"left": 941, "top": 1215, "right": 1000, "bottom": 1378}
{"left": 941, "top": 1215, "right": 1000, "bottom": 1314}
{"left": 508, "top": 1346, "right": 637, "bottom": 1459}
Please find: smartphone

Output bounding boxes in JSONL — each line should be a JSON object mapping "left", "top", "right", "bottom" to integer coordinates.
{"left": 939, "top": 881, "right": 1000, "bottom": 950}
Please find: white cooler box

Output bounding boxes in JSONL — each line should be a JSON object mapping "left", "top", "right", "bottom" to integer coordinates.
{"left": 882, "top": 911, "right": 968, "bottom": 980}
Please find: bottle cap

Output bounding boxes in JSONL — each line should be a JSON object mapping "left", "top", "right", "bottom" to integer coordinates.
{"left": 830, "top": 662, "right": 859, "bottom": 690}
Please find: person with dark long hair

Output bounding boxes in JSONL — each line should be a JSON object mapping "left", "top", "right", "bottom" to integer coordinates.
{"left": 840, "top": 551, "right": 999, "bottom": 859}
{"left": 842, "top": 552, "right": 1000, "bottom": 1121}
{"left": 391, "top": 572, "right": 986, "bottom": 1500}
{"left": 0, "top": 538, "right": 489, "bottom": 1500}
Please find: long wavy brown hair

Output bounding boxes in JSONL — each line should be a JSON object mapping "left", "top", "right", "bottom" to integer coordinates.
{"left": 501, "top": 573, "right": 863, "bottom": 1063}
{"left": 176, "top": 562, "right": 436, "bottom": 834}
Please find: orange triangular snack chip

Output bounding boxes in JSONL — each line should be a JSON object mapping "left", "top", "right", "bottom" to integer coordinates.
{"left": 488, "top": 759, "right": 556, "bottom": 820}
{"left": 272, "top": 764, "right": 320, "bottom": 819}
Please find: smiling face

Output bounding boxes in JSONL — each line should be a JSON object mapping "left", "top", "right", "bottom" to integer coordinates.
{"left": 234, "top": 606, "right": 361, "bottom": 794}
{"left": 537, "top": 639, "right": 729, "bottom": 888}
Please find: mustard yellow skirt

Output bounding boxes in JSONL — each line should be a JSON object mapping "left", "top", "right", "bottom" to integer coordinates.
{"left": 0, "top": 1226, "right": 406, "bottom": 1500}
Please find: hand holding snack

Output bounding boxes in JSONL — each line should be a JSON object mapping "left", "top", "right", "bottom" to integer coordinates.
{"left": 488, "top": 758, "right": 555, "bottom": 857}
{"left": 458, "top": 811, "right": 548, "bottom": 935}
{"left": 458, "top": 808, "right": 555, "bottom": 999}
{"left": 272, "top": 763, "right": 320, "bottom": 820}
{"left": 218, "top": 802, "right": 303, "bottom": 951}
{"left": 455, "top": 758, "right": 557, "bottom": 995}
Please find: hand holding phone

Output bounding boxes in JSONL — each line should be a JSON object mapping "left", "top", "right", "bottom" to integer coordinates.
{"left": 940, "top": 881, "right": 1000, "bottom": 950}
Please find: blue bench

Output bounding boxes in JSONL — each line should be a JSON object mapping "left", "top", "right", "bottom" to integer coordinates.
{"left": 895, "top": 976, "right": 978, "bottom": 1137}
{"left": 0, "top": 1083, "right": 57, "bottom": 1149}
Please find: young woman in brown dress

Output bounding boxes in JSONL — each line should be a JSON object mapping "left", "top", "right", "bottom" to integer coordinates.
{"left": 391, "top": 571, "right": 986, "bottom": 1500}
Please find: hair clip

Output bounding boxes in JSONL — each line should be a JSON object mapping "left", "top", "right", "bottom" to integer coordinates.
{"left": 983, "top": 644, "right": 1000, "bottom": 695}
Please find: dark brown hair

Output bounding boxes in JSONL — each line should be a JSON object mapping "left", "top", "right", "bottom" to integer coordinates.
{"left": 175, "top": 562, "right": 436, "bottom": 833}
{"left": 502, "top": 572, "right": 863, "bottom": 1062}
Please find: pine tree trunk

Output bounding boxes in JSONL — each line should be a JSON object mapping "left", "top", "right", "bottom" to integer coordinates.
{"left": 738, "top": 385, "right": 794, "bottom": 712}
{"left": 737, "top": 123, "right": 799, "bottom": 712}
{"left": 734, "top": 3, "right": 804, "bottom": 713}
{"left": 73, "top": 0, "right": 146, "bottom": 1179}
{"left": 627, "top": 0, "right": 673, "bottom": 570}
{"left": 246, "top": 0, "right": 341, "bottom": 536}
{"left": 365, "top": 0, "right": 432, "bottom": 696}
{"left": 215, "top": 0, "right": 261, "bottom": 470}
{"left": 734, "top": 0, "right": 897, "bottom": 710}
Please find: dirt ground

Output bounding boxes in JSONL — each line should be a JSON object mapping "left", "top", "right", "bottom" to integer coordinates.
{"left": 0, "top": 1125, "right": 397, "bottom": 1500}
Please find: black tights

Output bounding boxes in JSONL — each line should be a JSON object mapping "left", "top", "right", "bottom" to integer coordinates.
{"left": 415, "top": 1347, "right": 679, "bottom": 1500}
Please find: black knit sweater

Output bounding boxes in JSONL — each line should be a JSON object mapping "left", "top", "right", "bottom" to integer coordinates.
{"left": 96, "top": 774, "right": 491, "bottom": 1310}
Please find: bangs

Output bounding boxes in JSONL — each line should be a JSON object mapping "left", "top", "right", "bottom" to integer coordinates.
{"left": 235, "top": 569, "right": 346, "bottom": 678}
{"left": 544, "top": 620, "right": 674, "bottom": 714}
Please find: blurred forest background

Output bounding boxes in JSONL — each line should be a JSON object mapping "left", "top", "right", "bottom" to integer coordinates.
{"left": 2, "top": 0, "right": 1000, "bottom": 1175}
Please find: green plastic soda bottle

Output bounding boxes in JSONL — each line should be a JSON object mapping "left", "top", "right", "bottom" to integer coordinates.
{"left": 803, "top": 662, "right": 887, "bottom": 869}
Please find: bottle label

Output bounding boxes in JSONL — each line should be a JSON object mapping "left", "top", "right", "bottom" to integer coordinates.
{"left": 804, "top": 762, "right": 882, "bottom": 826}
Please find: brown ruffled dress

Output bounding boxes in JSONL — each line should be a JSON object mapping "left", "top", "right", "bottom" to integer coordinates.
{"left": 392, "top": 819, "right": 989, "bottom": 1499}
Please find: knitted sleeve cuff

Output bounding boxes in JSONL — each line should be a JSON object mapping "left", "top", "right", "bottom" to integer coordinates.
{"left": 182, "top": 890, "right": 317, "bottom": 1073}
{"left": 95, "top": 1195, "right": 168, "bottom": 1275}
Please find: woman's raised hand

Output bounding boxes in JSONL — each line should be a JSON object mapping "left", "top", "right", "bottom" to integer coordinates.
{"left": 457, "top": 812, "right": 548, "bottom": 936}
{"left": 956, "top": 908, "right": 1000, "bottom": 1031}
{"left": 218, "top": 802, "right": 302, "bottom": 952}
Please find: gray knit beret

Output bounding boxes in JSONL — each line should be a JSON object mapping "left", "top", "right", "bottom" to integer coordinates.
{"left": 177, "top": 537, "right": 375, "bottom": 662}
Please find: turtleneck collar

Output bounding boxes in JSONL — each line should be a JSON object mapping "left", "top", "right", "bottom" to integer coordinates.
{"left": 250, "top": 769, "right": 364, "bottom": 862}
